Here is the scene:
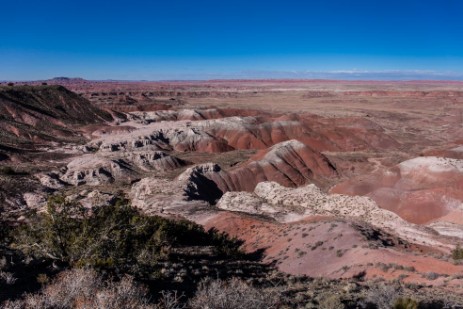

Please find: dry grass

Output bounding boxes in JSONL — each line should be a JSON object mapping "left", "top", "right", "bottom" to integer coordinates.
{"left": 2, "top": 268, "right": 153, "bottom": 309}
{"left": 189, "top": 277, "right": 280, "bottom": 309}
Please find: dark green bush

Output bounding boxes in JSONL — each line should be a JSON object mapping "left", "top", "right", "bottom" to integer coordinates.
{"left": 452, "top": 244, "right": 463, "bottom": 260}
{"left": 13, "top": 194, "right": 243, "bottom": 275}
{"left": 0, "top": 166, "right": 16, "bottom": 175}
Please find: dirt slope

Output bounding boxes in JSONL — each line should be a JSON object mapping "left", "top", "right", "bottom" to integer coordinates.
{"left": 0, "top": 85, "right": 113, "bottom": 150}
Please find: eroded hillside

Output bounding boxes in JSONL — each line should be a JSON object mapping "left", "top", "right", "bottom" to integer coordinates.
{"left": 2, "top": 81, "right": 463, "bottom": 307}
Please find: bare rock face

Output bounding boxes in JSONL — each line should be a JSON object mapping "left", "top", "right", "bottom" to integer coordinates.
{"left": 35, "top": 172, "right": 68, "bottom": 190}
{"left": 59, "top": 154, "right": 135, "bottom": 186}
{"left": 217, "top": 181, "right": 445, "bottom": 247}
{"left": 217, "top": 191, "right": 298, "bottom": 222}
{"left": 123, "top": 151, "right": 188, "bottom": 171}
{"left": 91, "top": 110, "right": 398, "bottom": 156}
{"left": 130, "top": 176, "right": 213, "bottom": 219}
{"left": 428, "top": 221, "right": 463, "bottom": 239}
{"left": 22, "top": 192, "right": 47, "bottom": 209}
{"left": 92, "top": 125, "right": 233, "bottom": 154}
{"left": 131, "top": 140, "right": 338, "bottom": 206}
{"left": 53, "top": 151, "right": 188, "bottom": 187}
{"left": 94, "top": 129, "right": 172, "bottom": 153}
{"left": 129, "top": 163, "right": 239, "bottom": 217}
{"left": 128, "top": 108, "right": 222, "bottom": 123}
{"left": 177, "top": 163, "right": 225, "bottom": 203}
{"left": 164, "top": 127, "right": 234, "bottom": 153}
{"left": 174, "top": 140, "right": 338, "bottom": 194}
{"left": 66, "top": 190, "right": 117, "bottom": 209}
{"left": 219, "top": 140, "right": 336, "bottom": 191}
{"left": 331, "top": 156, "right": 463, "bottom": 224}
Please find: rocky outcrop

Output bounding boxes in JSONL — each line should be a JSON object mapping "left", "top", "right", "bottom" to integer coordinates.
{"left": 36, "top": 172, "right": 68, "bottom": 190}
{"left": 59, "top": 155, "right": 135, "bottom": 186}
{"left": 93, "top": 125, "right": 233, "bottom": 154}
{"left": 217, "top": 181, "right": 446, "bottom": 247}
{"left": 177, "top": 164, "right": 225, "bottom": 203}
{"left": 130, "top": 176, "right": 213, "bottom": 218}
{"left": 56, "top": 150, "right": 189, "bottom": 186}
{"left": 331, "top": 156, "right": 463, "bottom": 225}
{"left": 129, "top": 163, "right": 231, "bottom": 215}
{"left": 173, "top": 140, "right": 337, "bottom": 194}
{"left": 66, "top": 190, "right": 117, "bottom": 209}
{"left": 22, "top": 192, "right": 47, "bottom": 209}
{"left": 224, "top": 140, "right": 336, "bottom": 190}
{"left": 123, "top": 151, "right": 188, "bottom": 171}
{"left": 128, "top": 109, "right": 223, "bottom": 123}
{"left": 90, "top": 111, "right": 398, "bottom": 156}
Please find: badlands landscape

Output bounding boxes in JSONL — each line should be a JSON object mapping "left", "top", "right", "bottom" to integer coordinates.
{"left": 1, "top": 79, "right": 463, "bottom": 307}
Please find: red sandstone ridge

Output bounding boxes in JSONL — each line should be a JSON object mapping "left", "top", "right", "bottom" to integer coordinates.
{"left": 206, "top": 140, "right": 337, "bottom": 192}
{"left": 205, "top": 113, "right": 400, "bottom": 152}
{"left": 331, "top": 156, "right": 463, "bottom": 225}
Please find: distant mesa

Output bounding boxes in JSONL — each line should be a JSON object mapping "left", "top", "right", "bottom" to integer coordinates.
{"left": 48, "top": 77, "right": 87, "bottom": 83}
{"left": 50, "top": 77, "right": 84, "bottom": 81}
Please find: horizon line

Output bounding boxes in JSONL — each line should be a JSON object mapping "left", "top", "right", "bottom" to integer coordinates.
{"left": 3, "top": 77, "right": 463, "bottom": 84}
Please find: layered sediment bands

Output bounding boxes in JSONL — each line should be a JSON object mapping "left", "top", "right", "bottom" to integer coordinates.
{"left": 202, "top": 114, "right": 400, "bottom": 152}
{"left": 0, "top": 85, "right": 113, "bottom": 149}
{"left": 123, "top": 151, "right": 188, "bottom": 171}
{"left": 331, "top": 156, "right": 463, "bottom": 224}
{"left": 342, "top": 90, "right": 463, "bottom": 97}
{"left": 216, "top": 181, "right": 443, "bottom": 247}
{"left": 57, "top": 151, "right": 189, "bottom": 186}
{"left": 105, "top": 110, "right": 399, "bottom": 155}
{"left": 59, "top": 155, "right": 135, "bottom": 186}
{"left": 207, "top": 140, "right": 337, "bottom": 192}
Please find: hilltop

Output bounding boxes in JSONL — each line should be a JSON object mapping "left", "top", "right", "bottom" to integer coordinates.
{"left": 0, "top": 85, "right": 113, "bottom": 153}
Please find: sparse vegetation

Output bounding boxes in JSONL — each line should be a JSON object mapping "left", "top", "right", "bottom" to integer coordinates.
{"left": 13, "top": 194, "right": 243, "bottom": 274}
{"left": 393, "top": 297, "right": 418, "bottom": 309}
{"left": 1, "top": 268, "right": 154, "bottom": 309}
{"left": 363, "top": 283, "right": 401, "bottom": 309}
{"left": 189, "top": 277, "right": 279, "bottom": 309}
{"left": 0, "top": 166, "right": 16, "bottom": 175}
{"left": 452, "top": 244, "right": 463, "bottom": 260}
{"left": 423, "top": 272, "right": 440, "bottom": 281}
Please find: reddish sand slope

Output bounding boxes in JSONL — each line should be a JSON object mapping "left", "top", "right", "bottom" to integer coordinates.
{"left": 203, "top": 211, "right": 463, "bottom": 287}
{"left": 331, "top": 156, "right": 463, "bottom": 224}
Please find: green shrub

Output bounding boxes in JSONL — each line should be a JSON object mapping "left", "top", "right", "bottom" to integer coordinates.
{"left": 13, "top": 194, "right": 243, "bottom": 275}
{"left": 452, "top": 244, "right": 463, "bottom": 260}
{"left": 0, "top": 166, "right": 16, "bottom": 175}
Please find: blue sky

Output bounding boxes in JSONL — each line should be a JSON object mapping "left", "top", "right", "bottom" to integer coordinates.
{"left": 1, "top": 0, "right": 463, "bottom": 80}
